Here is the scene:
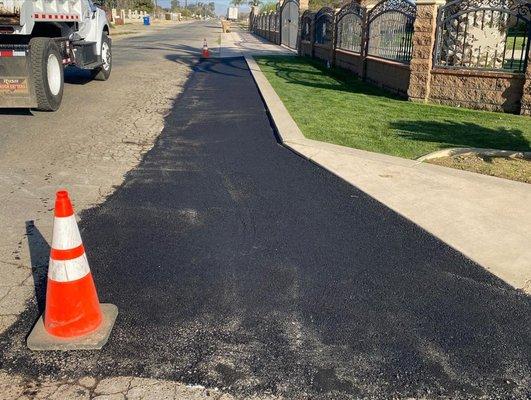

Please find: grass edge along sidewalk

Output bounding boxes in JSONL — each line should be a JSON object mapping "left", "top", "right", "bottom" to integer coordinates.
{"left": 254, "top": 55, "right": 531, "bottom": 183}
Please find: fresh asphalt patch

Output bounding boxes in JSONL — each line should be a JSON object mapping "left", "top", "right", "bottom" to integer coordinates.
{"left": 1, "top": 58, "right": 529, "bottom": 399}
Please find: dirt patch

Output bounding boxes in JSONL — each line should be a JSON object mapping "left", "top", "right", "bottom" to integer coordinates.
{"left": 428, "top": 154, "right": 531, "bottom": 183}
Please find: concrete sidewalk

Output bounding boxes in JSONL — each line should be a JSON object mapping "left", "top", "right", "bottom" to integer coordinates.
{"left": 219, "top": 29, "right": 294, "bottom": 57}
{"left": 227, "top": 29, "right": 531, "bottom": 294}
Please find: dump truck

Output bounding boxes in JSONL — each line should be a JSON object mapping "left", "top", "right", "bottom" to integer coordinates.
{"left": 226, "top": 6, "right": 238, "bottom": 21}
{"left": 0, "top": 0, "right": 111, "bottom": 111}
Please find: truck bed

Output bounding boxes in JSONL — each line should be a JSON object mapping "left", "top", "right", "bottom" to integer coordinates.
{"left": 0, "top": 0, "right": 82, "bottom": 29}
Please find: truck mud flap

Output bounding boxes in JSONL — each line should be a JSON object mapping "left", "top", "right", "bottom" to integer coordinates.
{"left": 0, "top": 49, "right": 37, "bottom": 108}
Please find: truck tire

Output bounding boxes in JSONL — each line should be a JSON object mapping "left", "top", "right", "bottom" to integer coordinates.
{"left": 30, "top": 37, "right": 64, "bottom": 111}
{"left": 93, "top": 33, "right": 112, "bottom": 81}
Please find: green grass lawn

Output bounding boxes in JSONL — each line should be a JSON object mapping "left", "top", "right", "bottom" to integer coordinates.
{"left": 255, "top": 56, "right": 531, "bottom": 159}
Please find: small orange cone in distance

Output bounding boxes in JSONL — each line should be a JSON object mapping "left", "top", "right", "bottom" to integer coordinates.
{"left": 44, "top": 190, "right": 102, "bottom": 338}
{"left": 202, "top": 38, "right": 210, "bottom": 58}
{"left": 27, "top": 190, "right": 118, "bottom": 350}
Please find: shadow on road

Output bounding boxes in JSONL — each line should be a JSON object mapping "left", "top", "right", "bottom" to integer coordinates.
{"left": 0, "top": 108, "right": 33, "bottom": 116}
{"left": 64, "top": 67, "right": 95, "bottom": 85}
{"left": 25, "top": 221, "right": 50, "bottom": 315}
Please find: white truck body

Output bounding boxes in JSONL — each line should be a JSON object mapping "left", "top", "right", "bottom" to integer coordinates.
{"left": 0, "top": 0, "right": 111, "bottom": 110}
{"left": 0, "top": 0, "right": 107, "bottom": 54}
{"left": 227, "top": 6, "right": 238, "bottom": 21}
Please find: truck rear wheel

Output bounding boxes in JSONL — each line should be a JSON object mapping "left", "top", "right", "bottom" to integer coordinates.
{"left": 93, "top": 33, "right": 111, "bottom": 81}
{"left": 30, "top": 37, "right": 64, "bottom": 111}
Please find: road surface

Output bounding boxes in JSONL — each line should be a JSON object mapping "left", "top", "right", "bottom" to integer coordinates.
{"left": 0, "top": 21, "right": 529, "bottom": 400}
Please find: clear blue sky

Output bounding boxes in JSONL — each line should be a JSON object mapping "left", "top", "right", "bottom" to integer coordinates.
{"left": 158, "top": 0, "right": 251, "bottom": 15}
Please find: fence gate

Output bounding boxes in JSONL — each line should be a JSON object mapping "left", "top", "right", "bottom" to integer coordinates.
{"left": 281, "top": 0, "right": 300, "bottom": 49}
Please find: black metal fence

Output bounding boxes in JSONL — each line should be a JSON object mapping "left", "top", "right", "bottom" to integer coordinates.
{"left": 335, "top": 1, "right": 366, "bottom": 54}
{"left": 366, "top": 0, "right": 416, "bottom": 62}
{"left": 300, "top": 10, "right": 315, "bottom": 42}
{"left": 314, "top": 7, "right": 335, "bottom": 45}
{"left": 305, "top": 0, "right": 417, "bottom": 64}
{"left": 434, "top": 0, "right": 531, "bottom": 72}
{"left": 252, "top": 0, "right": 531, "bottom": 72}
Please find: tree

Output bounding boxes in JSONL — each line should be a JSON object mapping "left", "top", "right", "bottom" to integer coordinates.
{"left": 170, "top": 0, "right": 180, "bottom": 11}
{"left": 133, "top": 0, "right": 154, "bottom": 13}
{"left": 248, "top": 0, "right": 262, "bottom": 7}
{"left": 260, "top": 1, "right": 277, "bottom": 13}
{"left": 308, "top": 0, "right": 342, "bottom": 10}
{"left": 231, "top": 0, "right": 244, "bottom": 8}
{"left": 181, "top": 7, "right": 192, "bottom": 17}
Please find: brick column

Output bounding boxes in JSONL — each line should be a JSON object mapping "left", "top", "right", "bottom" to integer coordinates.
{"left": 360, "top": 0, "right": 378, "bottom": 7}
{"left": 407, "top": 0, "right": 445, "bottom": 102}
{"left": 520, "top": 50, "right": 531, "bottom": 115}
{"left": 360, "top": 5, "right": 375, "bottom": 81}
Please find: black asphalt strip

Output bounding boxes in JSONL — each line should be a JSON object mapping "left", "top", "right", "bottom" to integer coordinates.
{"left": 1, "top": 57, "right": 529, "bottom": 399}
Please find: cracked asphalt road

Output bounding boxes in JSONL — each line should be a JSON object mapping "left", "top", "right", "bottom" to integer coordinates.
{"left": 0, "top": 20, "right": 218, "bottom": 329}
{"left": 1, "top": 22, "right": 530, "bottom": 400}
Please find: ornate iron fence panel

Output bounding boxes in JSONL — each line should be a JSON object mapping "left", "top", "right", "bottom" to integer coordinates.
{"left": 335, "top": 1, "right": 366, "bottom": 53}
{"left": 301, "top": 10, "right": 315, "bottom": 41}
{"left": 367, "top": 0, "right": 416, "bottom": 62}
{"left": 314, "top": 7, "right": 335, "bottom": 45}
{"left": 280, "top": 0, "right": 300, "bottom": 49}
{"left": 434, "top": 0, "right": 531, "bottom": 72}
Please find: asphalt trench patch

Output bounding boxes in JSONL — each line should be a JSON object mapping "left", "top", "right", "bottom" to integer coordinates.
{"left": 1, "top": 57, "right": 530, "bottom": 399}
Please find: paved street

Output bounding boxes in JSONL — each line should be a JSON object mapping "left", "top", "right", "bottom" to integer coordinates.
{"left": 0, "top": 22, "right": 530, "bottom": 399}
{"left": 0, "top": 21, "right": 217, "bottom": 331}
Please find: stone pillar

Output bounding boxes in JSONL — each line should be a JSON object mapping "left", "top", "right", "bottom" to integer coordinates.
{"left": 359, "top": 5, "right": 375, "bottom": 81}
{"left": 407, "top": 0, "right": 445, "bottom": 103}
{"left": 120, "top": 9, "right": 126, "bottom": 21}
{"left": 520, "top": 49, "right": 531, "bottom": 115}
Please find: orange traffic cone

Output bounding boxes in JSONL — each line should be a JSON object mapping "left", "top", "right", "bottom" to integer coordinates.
{"left": 202, "top": 38, "right": 210, "bottom": 58}
{"left": 27, "top": 190, "right": 118, "bottom": 350}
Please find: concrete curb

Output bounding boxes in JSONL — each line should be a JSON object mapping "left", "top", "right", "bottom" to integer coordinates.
{"left": 417, "top": 147, "right": 531, "bottom": 162}
{"left": 245, "top": 55, "right": 305, "bottom": 143}
{"left": 244, "top": 54, "right": 531, "bottom": 294}
{"left": 244, "top": 54, "right": 439, "bottom": 170}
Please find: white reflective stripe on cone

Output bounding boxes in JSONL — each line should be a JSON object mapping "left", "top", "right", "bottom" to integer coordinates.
{"left": 51, "top": 215, "right": 83, "bottom": 250}
{"left": 48, "top": 253, "right": 90, "bottom": 282}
